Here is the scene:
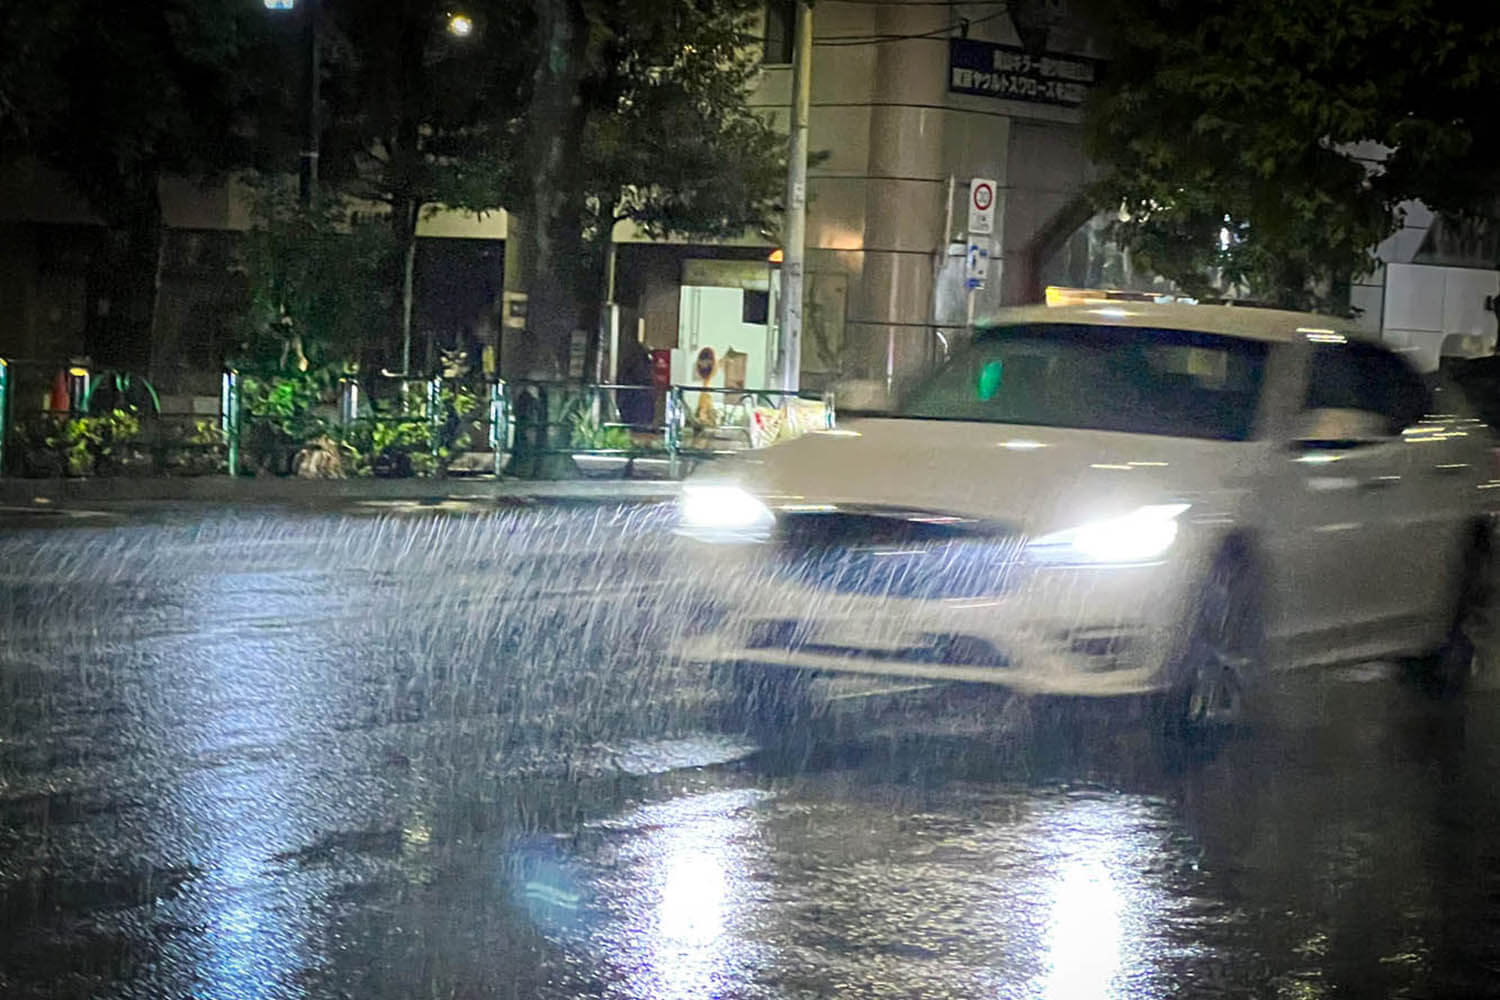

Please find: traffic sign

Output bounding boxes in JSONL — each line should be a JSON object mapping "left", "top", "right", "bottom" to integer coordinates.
{"left": 968, "top": 177, "right": 996, "bottom": 236}
{"left": 965, "top": 240, "right": 991, "bottom": 290}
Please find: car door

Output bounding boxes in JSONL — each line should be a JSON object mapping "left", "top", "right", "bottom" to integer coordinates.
{"left": 1394, "top": 367, "right": 1493, "bottom": 644}
{"left": 1359, "top": 349, "right": 1474, "bottom": 643}
{"left": 1264, "top": 340, "right": 1423, "bottom": 663}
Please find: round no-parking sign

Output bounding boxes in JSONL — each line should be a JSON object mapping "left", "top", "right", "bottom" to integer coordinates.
{"left": 968, "top": 177, "right": 996, "bottom": 235}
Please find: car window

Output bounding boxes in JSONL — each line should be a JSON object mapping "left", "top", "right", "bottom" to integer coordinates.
{"left": 1304, "top": 342, "right": 1431, "bottom": 434}
{"left": 896, "top": 323, "right": 1269, "bottom": 441}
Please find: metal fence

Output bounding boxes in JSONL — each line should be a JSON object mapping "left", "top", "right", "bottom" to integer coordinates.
{"left": 1, "top": 359, "right": 834, "bottom": 480}
{"left": 0, "top": 360, "right": 228, "bottom": 478}
{"left": 495, "top": 379, "right": 835, "bottom": 479}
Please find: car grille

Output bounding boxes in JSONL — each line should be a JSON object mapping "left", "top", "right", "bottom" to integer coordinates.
{"left": 769, "top": 511, "right": 1026, "bottom": 599}
{"left": 744, "top": 619, "right": 1012, "bottom": 668}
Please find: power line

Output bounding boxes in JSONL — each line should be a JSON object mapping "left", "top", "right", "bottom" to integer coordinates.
{"left": 813, "top": 9, "right": 1009, "bottom": 47}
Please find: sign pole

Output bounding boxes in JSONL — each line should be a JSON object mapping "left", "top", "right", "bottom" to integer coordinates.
{"left": 775, "top": 1, "right": 813, "bottom": 394}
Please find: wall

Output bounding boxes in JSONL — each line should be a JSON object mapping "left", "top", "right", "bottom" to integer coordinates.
{"left": 743, "top": 0, "right": 1101, "bottom": 400}
{"left": 675, "top": 286, "right": 773, "bottom": 390}
{"left": 0, "top": 161, "right": 507, "bottom": 377}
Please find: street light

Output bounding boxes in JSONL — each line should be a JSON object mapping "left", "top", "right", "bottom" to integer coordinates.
{"left": 263, "top": 0, "right": 320, "bottom": 210}
{"left": 446, "top": 12, "right": 474, "bottom": 37}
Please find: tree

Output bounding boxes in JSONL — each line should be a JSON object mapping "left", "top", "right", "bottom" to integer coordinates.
{"left": 1, "top": 0, "right": 276, "bottom": 369}
{"left": 234, "top": 183, "right": 397, "bottom": 375}
{"left": 513, "top": 0, "right": 785, "bottom": 377}
{"left": 1083, "top": 0, "right": 1500, "bottom": 309}
{"left": 314, "top": 0, "right": 532, "bottom": 372}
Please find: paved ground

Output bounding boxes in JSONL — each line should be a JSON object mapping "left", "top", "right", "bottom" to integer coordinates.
{"left": 3, "top": 501, "right": 1500, "bottom": 998}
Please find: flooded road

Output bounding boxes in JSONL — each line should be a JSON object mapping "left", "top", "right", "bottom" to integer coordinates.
{"left": 4, "top": 501, "right": 1500, "bottom": 998}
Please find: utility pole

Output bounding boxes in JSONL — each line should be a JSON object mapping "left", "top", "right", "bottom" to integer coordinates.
{"left": 299, "top": 0, "right": 321, "bottom": 210}
{"left": 775, "top": 0, "right": 812, "bottom": 393}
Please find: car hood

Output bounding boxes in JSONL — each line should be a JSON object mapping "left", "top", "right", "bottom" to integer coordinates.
{"left": 708, "top": 418, "right": 1263, "bottom": 534}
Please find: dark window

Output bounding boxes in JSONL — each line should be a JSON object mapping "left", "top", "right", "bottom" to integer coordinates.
{"left": 763, "top": 1, "right": 795, "bottom": 65}
{"left": 1305, "top": 341, "right": 1431, "bottom": 434}
{"left": 896, "top": 323, "right": 1269, "bottom": 441}
{"left": 742, "top": 289, "right": 770, "bottom": 324}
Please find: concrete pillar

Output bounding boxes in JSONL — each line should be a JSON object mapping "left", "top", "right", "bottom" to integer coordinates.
{"left": 499, "top": 211, "right": 532, "bottom": 378}
{"left": 846, "top": 4, "right": 950, "bottom": 398}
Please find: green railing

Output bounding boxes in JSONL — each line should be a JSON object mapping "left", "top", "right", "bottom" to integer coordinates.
{"left": 3, "top": 361, "right": 834, "bottom": 480}
{"left": 495, "top": 379, "right": 835, "bottom": 479}
{"left": 0, "top": 360, "right": 227, "bottom": 477}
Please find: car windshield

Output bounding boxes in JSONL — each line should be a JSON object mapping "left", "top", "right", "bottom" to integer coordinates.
{"left": 895, "top": 322, "right": 1270, "bottom": 440}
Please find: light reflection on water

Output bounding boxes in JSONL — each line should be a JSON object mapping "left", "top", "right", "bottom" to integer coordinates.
{"left": 1044, "top": 852, "right": 1124, "bottom": 999}
{"left": 529, "top": 788, "right": 769, "bottom": 1000}
{"left": 1032, "top": 795, "right": 1176, "bottom": 1000}
{"left": 171, "top": 569, "right": 322, "bottom": 1000}
{"left": 658, "top": 848, "right": 726, "bottom": 944}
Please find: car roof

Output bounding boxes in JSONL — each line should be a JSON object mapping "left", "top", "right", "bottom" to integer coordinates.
{"left": 976, "top": 302, "right": 1367, "bottom": 344}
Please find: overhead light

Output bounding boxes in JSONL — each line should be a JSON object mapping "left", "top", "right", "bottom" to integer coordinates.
{"left": 263, "top": 0, "right": 296, "bottom": 9}
{"left": 447, "top": 12, "right": 474, "bottom": 36}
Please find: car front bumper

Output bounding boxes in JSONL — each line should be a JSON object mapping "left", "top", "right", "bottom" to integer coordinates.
{"left": 673, "top": 557, "right": 1194, "bottom": 698}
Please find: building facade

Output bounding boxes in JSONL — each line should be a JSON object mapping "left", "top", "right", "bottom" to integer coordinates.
{"left": 614, "top": 0, "right": 1105, "bottom": 404}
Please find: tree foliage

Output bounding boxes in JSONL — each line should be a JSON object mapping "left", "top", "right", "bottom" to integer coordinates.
{"left": 311, "top": 0, "right": 532, "bottom": 368}
{"left": 1084, "top": 0, "right": 1500, "bottom": 308}
{"left": 515, "top": 0, "right": 786, "bottom": 376}
{"left": 1, "top": 0, "right": 276, "bottom": 369}
{"left": 317, "top": 0, "right": 531, "bottom": 215}
{"left": 580, "top": 4, "right": 784, "bottom": 243}
{"left": 234, "top": 184, "right": 396, "bottom": 375}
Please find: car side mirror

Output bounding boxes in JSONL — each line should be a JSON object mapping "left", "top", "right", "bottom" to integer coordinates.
{"left": 1291, "top": 407, "right": 1392, "bottom": 449}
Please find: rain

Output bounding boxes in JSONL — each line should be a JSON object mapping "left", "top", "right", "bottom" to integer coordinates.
{"left": 5, "top": 501, "right": 1500, "bottom": 998}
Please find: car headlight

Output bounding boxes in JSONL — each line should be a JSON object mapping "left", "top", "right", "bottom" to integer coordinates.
{"left": 676, "top": 484, "right": 776, "bottom": 542}
{"left": 1027, "top": 504, "right": 1189, "bottom": 566}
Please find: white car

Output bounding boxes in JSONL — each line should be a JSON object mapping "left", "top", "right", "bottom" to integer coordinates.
{"left": 674, "top": 302, "right": 1499, "bottom": 732}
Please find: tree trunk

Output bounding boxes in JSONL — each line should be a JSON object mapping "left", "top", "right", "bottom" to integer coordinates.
{"left": 88, "top": 178, "right": 164, "bottom": 375}
{"left": 523, "top": 0, "right": 591, "bottom": 380}
{"left": 394, "top": 196, "right": 420, "bottom": 373}
{"left": 580, "top": 206, "right": 618, "bottom": 385}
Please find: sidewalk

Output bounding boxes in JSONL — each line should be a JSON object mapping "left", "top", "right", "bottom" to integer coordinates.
{"left": 0, "top": 475, "right": 682, "bottom": 508}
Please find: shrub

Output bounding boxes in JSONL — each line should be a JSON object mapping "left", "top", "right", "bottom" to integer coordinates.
{"left": 46, "top": 409, "right": 145, "bottom": 476}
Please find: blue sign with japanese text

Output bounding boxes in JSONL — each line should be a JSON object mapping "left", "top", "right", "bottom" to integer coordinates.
{"left": 948, "top": 38, "right": 1099, "bottom": 109}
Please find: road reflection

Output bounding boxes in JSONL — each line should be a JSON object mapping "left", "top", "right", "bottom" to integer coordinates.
{"left": 559, "top": 788, "right": 770, "bottom": 999}
{"left": 1042, "top": 812, "right": 1126, "bottom": 999}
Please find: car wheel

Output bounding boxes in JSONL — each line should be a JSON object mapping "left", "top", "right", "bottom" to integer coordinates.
{"left": 1167, "top": 552, "right": 1265, "bottom": 736}
{"left": 1405, "top": 530, "right": 1494, "bottom": 697}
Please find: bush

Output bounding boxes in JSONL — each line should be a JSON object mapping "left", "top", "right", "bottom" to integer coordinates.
{"left": 161, "top": 418, "right": 228, "bottom": 476}
{"left": 45, "top": 409, "right": 146, "bottom": 476}
{"left": 343, "top": 382, "right": 480, "bottom": 478}
{"left": 240, "top": 370, "right": 333, "bottom": 475}
{"left": 568, "top": 404, "right": 638, "bottom": 451}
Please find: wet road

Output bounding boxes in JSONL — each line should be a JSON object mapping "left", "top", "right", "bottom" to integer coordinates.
{"left": 4, "top": 500, "right": 1500, "bottom": 998}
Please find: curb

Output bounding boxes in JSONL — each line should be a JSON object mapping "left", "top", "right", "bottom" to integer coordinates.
{"left": 0, "top": 476, "right": 681, "bottom": 508}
